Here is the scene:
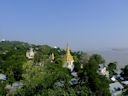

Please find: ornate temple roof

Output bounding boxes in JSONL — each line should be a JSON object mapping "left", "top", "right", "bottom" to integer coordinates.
{"left": 64, "top": 46, "right": 74, "bottom": 63}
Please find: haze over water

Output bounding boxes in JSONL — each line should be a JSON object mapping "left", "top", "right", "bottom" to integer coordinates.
{"left": 89, "top": 49, "right": 128, "bottom": 68}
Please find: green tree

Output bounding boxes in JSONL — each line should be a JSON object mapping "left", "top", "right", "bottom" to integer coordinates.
{"left": 85, "top": 54, "right": 110, "bottom": 96}
{"left": 107, "top": 62, "right": 117, "bottom": 77}
{"left": 121, "top": 65, "right": 128, "bottom": 78}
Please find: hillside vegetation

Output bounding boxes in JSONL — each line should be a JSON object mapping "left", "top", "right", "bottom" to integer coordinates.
{"left": 0, "top": 41, "right": 111, "bottom": 96}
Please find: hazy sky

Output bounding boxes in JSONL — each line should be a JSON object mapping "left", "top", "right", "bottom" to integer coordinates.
{"left": 0, "top": 0, "right": 128, "bottom": 50}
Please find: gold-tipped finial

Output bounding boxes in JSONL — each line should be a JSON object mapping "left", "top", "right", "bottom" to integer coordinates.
{"left": 64, "top": 44, "right": 74, "bottom": 64}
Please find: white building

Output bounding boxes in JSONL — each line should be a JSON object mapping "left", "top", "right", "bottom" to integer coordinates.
{"left": 109, "top": 82, "right": 124, "bottom": 96}
{"left": 5, "top": 82, "right": 23, "bottom": 96}
{"left": 111, "top": 76, "right": 116, "bottom": 82}
{"left": 98, "top": 64, "right": 109, "bottom": 78}
{"left": 26, "top": 48, "right": 35, "bottom": 59}
{"left": 121, "top": 81, "right": 128, "bottom": 85}
{"left": 0, "top": 74, "right": 7, "bottom": 80}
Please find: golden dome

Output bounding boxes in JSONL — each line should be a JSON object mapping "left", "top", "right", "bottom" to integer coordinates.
{"left": 64, "top": 46, "right": 74, "bottom": 63}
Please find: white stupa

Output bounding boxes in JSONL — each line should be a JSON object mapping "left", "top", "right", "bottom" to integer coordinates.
{"left": 26, "top": 48, "right": 35, "bottom": 59}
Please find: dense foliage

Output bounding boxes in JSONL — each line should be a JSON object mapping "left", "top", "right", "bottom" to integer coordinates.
{"left": 0, "top": 41, "right": 111, "bottom": 96}
{"left": 107, "top": 62, "right": 117, "bottom": 77}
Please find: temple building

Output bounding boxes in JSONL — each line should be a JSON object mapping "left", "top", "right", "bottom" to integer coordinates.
{"left": 51, "top": 53, "right": 55, "bottom": 61}
{"left": 50, "top": 53, "right": 55, "bottom": 62}
{"left": 97, "top": 64, "right": 109, "bottom": 78}
{"left": 26, "top": 48, "right": 35, "bottom": 59}
{"left": 63, "top": 45, "right": 74, "bottom": 71}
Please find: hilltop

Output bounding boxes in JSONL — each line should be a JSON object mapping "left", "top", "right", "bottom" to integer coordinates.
{"left": 0, "top": 40, "right": 128, "bottom": 96}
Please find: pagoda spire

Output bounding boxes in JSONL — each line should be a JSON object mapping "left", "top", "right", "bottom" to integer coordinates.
{"left": 63, "top": 44, "right": 74, "bottom": 71}
{"left": 64, "top": 44, "right": 73, "bottom": 64}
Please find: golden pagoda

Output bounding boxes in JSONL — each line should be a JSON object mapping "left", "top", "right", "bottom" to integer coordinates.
{"left": 63, "top": 45, "right": 74, "bottom": 71}
{"left": 64, "top": 46, "right": 74, "bottom": 64}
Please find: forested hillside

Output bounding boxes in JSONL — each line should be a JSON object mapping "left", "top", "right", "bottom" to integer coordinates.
{"left": 0, "top": 41, "right": 111, "bottom": 96}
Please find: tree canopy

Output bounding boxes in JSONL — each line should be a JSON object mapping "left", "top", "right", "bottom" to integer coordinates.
{"left": 0, "top": 41, "right": 111, "bottom": 96}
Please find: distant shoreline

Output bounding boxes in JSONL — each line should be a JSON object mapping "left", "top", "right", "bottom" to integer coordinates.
{"left": 88, "top": 49, "right": 128, "bottom": 69}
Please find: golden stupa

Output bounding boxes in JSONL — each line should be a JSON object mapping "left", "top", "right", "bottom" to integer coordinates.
{"left": 64, "top": 46, "right": 74, "bottom": 64}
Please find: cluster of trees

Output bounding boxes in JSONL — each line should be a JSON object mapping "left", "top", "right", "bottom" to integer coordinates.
{"left": 0, "top": 41, "right": 111, "bottom": 96}
{"left": 0, "top": 41, "right": 30, "bottom": 95}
